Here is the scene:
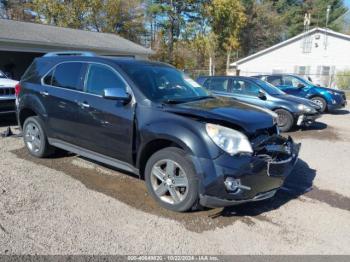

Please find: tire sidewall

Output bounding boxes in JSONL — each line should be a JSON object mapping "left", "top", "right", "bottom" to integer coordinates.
{"left": 274, "top": 109, "right": 294, "bottom": 132}
{"left": 311, "top": 96, "right": 327, "bottom": 112}
{"left": 23, "top": 116, "right": 50, "bottom": 158}
{"left": 145, "top": 147, "right": 199, "bottom": 212}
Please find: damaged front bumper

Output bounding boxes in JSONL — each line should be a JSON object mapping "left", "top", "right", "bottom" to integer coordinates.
{"left": 296, "top": 113, "right": 321, "bottom": 126}
{"left": 198, "top": 135, "right": 301, "bottom": 208}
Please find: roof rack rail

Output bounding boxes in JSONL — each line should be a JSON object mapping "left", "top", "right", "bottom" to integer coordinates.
{"left": 43, "top": 51, "right": 96, "bottom": 57}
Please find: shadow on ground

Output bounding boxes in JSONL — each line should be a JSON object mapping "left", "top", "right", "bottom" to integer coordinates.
{"left": 288, "top": 121, "right": 342, "bottom": 141}
{"left": 327, "top": 109, "right": 349, "bottom": 115}
{"left": 15, "top": 147, "right": 350, "bottom": 232}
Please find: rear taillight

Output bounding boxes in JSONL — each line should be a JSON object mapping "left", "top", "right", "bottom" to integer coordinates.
{"left": 15, "top": 83, "right": 21, "bottom": 97}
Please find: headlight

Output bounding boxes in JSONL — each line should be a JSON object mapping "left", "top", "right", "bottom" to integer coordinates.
{"left": 206, "top": 123, "right": 253, "bottom": 155}
{"left": 297, "top": 104, "right": 314, "bottom": 113}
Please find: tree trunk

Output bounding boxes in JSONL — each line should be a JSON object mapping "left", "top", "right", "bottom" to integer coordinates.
{"left": 226, "top": 52, "right": 231, "bottom": 75}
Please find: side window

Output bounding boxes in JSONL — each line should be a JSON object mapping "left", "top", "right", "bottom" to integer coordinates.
{"left": 208, "top": 78, "right": 229, "bottom": 92}
{"left": 282, "top": 76, "right": 304, "bottom": 88}
{"left": 266, "top": 76, "right": 282, "bottom": 86}
{"left": 203, "top": 79, "right": 211, "bottom": 89}
{"left": 43, "top": 70, "right": 53, "bottom": 85}
{"left": 50, "top": 62, "right": 84, "bottom": 90}
{"left": 85, "top": 64, "right": 126, "bottom": 96}
{"left": 231, "top": 80, "right": 260, "bottom": 96}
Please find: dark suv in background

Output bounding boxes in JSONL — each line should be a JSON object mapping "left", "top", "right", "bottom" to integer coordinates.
{"left": 16, "top": 52, "right": 300, "bottom": 212}
{"left": 197, "top": 76, "right": 321, "bottom": 132}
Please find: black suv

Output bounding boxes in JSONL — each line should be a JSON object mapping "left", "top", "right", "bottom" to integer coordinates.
{"left": 17, "top": 52, "right": 300, "bottom": 212}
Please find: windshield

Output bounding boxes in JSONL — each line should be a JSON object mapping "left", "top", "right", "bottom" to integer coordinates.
{"left": 254, "top": 78, "right": 286, "bottom": 95}
{"left": 294, "top": 75, "right": 313, "bottom": 86}
{"left": 119, "top": 63, "right": 211, "bottom": 103}
{"left": 0, "top": 70, "right": 7, "bottom": 79}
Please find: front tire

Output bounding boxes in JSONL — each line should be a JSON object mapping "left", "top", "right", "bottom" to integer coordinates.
{"left": 311, "top": 96, "right": 327, "bottom": 112}
{"left": 145, "top": 147, "right": 199, "bottom": 212}
{"left": 274, "top": 109, "right": 294, "bottom": 132}
{"left": 23, "top": 116, "right": 54, "bottom": 158}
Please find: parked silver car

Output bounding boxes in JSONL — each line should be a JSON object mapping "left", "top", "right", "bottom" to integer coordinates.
{"left": 0, "top": 69, "right": 18, "bottom": 115}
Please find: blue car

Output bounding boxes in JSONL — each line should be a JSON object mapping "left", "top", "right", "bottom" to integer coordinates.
{"left": 196, "top": 76, "right": 321, "bottom": 132}
{"left": 254, "top": 74, "right": 347, "bottom": 112}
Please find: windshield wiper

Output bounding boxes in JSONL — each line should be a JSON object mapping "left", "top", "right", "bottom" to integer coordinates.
{"left": 162, "top": 96, "right": 214, "bottom": 105}
{"left": 162, "top": 99, "right": 188, "bottom": 104}
{"left": 185, "top": 95, "right": 215, "bottom": 102}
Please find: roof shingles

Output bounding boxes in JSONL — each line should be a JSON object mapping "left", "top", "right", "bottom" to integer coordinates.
{"left": 0, "top": 19, "right": 153, "bottom": 55}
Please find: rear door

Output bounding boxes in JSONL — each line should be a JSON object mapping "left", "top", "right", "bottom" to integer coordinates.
{"left": 76, "top": 62, "right": 135, "bottom": 163}
{"left": 42, "top": 62, "right": 87, "bottom": 145}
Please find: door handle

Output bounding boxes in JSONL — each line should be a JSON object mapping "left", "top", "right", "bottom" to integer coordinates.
{"left": 77, "top": 101, "right": 90, "bottom": 108}
{"left": 40, "top": 91, "right": 49, "bottom": 97}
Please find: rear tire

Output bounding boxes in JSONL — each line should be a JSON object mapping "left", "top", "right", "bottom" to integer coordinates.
{"left": 274, "top": 109, "right": 294, "bottom": 132}
{"left": 311, "top": 96, "right": 327, "bottom": 112}
{"left": 23, "top": 116, "right": 54, "bottom": 158}
{"left": 145, "top": 147, "right": 199, "bottom": 212}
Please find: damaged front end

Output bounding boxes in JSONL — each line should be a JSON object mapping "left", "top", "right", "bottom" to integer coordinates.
{"left": 252, "top": 135, "right": 301, "bottom": 178}
{"left": 199, "top": 134, "right": 301, "bottom": 208}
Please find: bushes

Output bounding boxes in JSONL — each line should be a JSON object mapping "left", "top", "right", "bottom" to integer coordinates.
{"left": 335, "top": 70, "right": 350, "bottom": 90}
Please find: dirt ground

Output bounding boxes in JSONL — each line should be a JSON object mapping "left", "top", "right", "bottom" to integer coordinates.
{"left": 0, "top": 107, "right": 349, "bottom": 255}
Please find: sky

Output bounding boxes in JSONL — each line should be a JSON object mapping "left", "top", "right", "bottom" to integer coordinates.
{"left": 345, "top": 0, "right": 350, "bottom": 8}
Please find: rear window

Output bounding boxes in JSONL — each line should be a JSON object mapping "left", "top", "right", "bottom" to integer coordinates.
{"left": 21, "top": 59, "right": 54, "bottom": 83}
{"left": 45, "top": 62, "right": 84, "bottom": 91}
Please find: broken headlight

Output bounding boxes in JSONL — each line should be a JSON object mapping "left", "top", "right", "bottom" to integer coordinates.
{"left": 206, "top": 123, "right": 253, "bottom": 155}
{"left": 297, "top": 104, "right": 316, "bottom": 113}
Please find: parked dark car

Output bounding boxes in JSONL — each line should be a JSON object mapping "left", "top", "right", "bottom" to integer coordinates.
{"left": 196, "top": 76, "right": 321, "bottom": 132}
{"left": 16, "top": 52, "right": 300, "bottom": 212}
{"left": 0, "top": 69, "right": 18, "bottom": 115}
{"left": 254, "top": 74, "right": 347, "bottom": 112}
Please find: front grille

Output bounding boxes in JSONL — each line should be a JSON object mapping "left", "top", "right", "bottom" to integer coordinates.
{"left": 0, "top": 88, "right": 15, "bottom": 96}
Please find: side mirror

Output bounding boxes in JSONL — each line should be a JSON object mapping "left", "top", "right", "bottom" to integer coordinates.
{"left": 103, "top": 88, "right": 131, "bottom": 104}
{"left": 258, "top": 90, "right": 267, "bottom": 100}
{"left": 297, "top": 83, "right": 305, "bottom": 89}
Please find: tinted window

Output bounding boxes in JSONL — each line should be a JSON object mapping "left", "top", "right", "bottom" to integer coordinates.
{"left": 266, "top": 76, "right": 282, "bottom": 86}
{"left": 50, "top": 62, "right": 84, "bottom": 90}
{"left": 43, "top": 70, "right": 53, "bottom": 85}
{"left": 208, "top": 78, "right": 229, "bottom": 92}
{"left": 282, "top": 76, "right": 305, "bottom": 88}
{"left": 85, "top": 64, "right": 126, "bottom": 96}
{"left": 119, "top": 64, "right": 210, "bottom": 102}
{"left": 231, "top": 79, "right": 260, "bottom": 96}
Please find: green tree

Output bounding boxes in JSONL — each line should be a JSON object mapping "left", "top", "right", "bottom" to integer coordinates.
{"left": 31, "top": 0, "right": 146, "bottom": 43}
{"left": 209, "top": 0, "right": 246, "bottom": 72}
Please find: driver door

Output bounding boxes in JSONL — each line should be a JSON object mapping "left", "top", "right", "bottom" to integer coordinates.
{"left": 280, "top": 75, "right": 307, "bottom": 97}
{"left": 76, "top": 62, "right": 135, "bottom": 163}
{"left": 229, "top": 79, "right": 267, "bottom": 108}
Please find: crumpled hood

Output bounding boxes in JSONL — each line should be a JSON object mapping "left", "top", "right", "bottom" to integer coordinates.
{"left": 163, "top": 97, "right": 276, "bottom": 134}
{"left": 0, "top": 78, "right": 18, "bottom": 88}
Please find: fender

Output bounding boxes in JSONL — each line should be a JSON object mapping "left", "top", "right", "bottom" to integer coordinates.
{"left": 18, "top": 92, "right": 48, "bottom": 125}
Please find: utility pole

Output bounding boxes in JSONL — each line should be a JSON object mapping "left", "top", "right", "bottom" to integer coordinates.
{"left": 325, "top": 5, "right": 331, "bottom": 50}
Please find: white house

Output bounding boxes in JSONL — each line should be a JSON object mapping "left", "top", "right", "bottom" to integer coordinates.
{"left": 230, "top": 27, "right": 350, "bottom": 88}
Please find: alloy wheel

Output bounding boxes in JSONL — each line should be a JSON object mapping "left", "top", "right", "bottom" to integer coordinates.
{"left": 277, "top": 111, "right": 288, "bottom": 127}
{"left": 24, "top": 122, "right": 42, "bottom": 153}
{"left": 150, "top": 159, "right": 189, "bottom": 205}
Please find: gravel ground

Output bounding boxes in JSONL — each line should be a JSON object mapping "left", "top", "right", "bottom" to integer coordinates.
{"left": 0, "top": 107, "right": 349, "bottom": 255}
